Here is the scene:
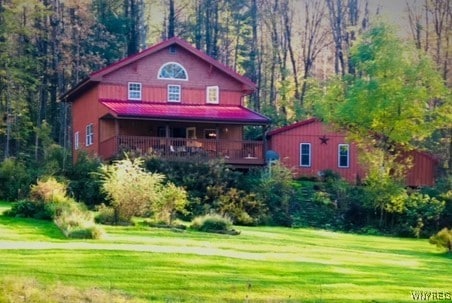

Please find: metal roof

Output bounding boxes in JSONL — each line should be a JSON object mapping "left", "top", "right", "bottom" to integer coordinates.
{"left": 100, "top": 99, "right": 271, "bottom": 125}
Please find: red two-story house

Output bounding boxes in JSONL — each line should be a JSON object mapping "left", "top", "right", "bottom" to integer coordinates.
{"left": 62, "top": 37, "right": 271, "bottom": 165}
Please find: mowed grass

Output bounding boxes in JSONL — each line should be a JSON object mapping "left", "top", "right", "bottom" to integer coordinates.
{"left": 0, "top": 201, "right": 450, "bottom": 302}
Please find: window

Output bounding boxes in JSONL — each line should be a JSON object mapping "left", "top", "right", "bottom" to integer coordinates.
{"left": 206, "top": 86, "right": 219, "bottom": 104}
{"left": 338, "top": 144, "right": 350, "bottom": 168}
{"left": 300, "top": 143, "right": 311, "bottom": 167}
{"left": 86, "top": 124, "right": 94, "bottom": 147}
{"left": 74, "top": 131, "right": 80, "bottom": 150}
{"left": 158, "top": 62, "right": 188, "bottom": 80}
{"left": 168, "top": 85, "right": 181, "bottom": 102}
{"left": 128, "top": 82, "right": 142, "bottom": 100}
{"left": 186, "top": 127, "right": 196, "bottom": 139}
{"left": 169, "top": 45, "right": 177, "bottom": 54}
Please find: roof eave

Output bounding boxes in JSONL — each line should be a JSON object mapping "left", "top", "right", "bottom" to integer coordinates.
{"left": 112, "top": 113, "right": 269, "bottom": 125}
{"left": 60, "top": 77, "right": 99, "bottom": 102}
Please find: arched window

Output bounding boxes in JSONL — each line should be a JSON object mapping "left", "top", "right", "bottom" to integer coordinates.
{"left": 158, "top": 62, "right": 188, "bottom": 80}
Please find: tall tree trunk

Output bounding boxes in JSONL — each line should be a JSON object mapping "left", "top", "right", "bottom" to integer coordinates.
{"left": 167, "top": 0, "right": 175, "bottom": 38}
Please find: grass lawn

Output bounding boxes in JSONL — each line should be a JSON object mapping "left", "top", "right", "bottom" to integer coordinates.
{"left": 0, "top": 201, "right": 450, "bottom": 302}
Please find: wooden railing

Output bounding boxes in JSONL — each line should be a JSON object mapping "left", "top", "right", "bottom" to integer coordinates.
{"left": 99, "top": 135, "right": 265, "bottom": 165}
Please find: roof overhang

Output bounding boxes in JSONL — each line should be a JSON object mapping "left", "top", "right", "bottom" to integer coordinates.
{"left": 100, "top": 100, "right": 271, "bottom": 125}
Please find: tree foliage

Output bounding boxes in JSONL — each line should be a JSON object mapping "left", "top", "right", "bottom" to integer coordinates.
{"left": 100, "top": 157, "right": 187, "bottom": 224}
{"left": 429, "top": 227, "right": 452, "bottom": 253}
{"left": 314, "top": 23, "right": 450, "bottom": 182}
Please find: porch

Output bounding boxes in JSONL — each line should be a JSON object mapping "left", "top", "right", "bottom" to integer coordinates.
{"left": 99, "top": 135, "right": 266, "bottom": 165}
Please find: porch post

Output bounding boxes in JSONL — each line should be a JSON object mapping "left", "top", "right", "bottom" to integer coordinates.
{"left": 165, "top": 124, "right": 170, "bottom": 151}
{"left": 263, "top": 124, "right": 270, "bottom": 162}
{"left": 115, "top": 119, "right": 120, "bottom": 154}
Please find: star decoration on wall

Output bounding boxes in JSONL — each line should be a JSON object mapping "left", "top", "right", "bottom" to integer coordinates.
{"left": 319, "top": 135, "right": 329, "bottom": 145}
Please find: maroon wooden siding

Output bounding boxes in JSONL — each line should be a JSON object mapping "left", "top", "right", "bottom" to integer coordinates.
{"left": 268, "top": 119, "right": 437, "bottom": 187}
{"left": 268, "top": 119, "right": 364, "bottom": 183}
{"left": 99, "top": 84, "right": 243, "bottom": 105}
{"left": 404, "top": 151, "right": 438, "bottom": 187}
{"left": 99, "top": 46, "right": 245, "bottom": 105}
{"left": 71, "top": 86, "right": 110, "bottom": 162}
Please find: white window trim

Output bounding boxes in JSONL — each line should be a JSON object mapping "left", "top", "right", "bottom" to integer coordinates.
{"left": 338, "top": 144, "right": 350, "bottom": 168}
{"left": 74, "top": 131, "right": 80, "bottom": 150}
{"left": 86, "top": 124, "right": 94, "bottom": 147}
{"left": 128, "top": 82, "right": 142, "bottom": 100}
{"left": 158, "top": 62, "right": 188, "bottom": 81}
{"left": 206, "top": 86, "right": 219, "bottom": 104}
{"left": 300, "top": 143, "right": 311, "bottom": 167}
{"left": 167, "top": 84, "right": 181, "bottom": 102}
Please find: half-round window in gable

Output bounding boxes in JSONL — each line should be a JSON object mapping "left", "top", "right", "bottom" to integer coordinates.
{"left": 158, "top": 62, "right": 188, "bottom": 80}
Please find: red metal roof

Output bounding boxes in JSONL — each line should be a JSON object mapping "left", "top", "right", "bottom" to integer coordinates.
{"left": 100, "top": 100, "right": 270, "bottom": 124}
{"left": 267, "top": 117, "right": 320, "bottom": 136}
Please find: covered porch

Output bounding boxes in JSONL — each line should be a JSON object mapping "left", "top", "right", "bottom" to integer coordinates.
{"left": 97, "top": 100, "right": 271, "bottom": 166}
{"left": 100, "top": 135, "right": 265, "bottom": 165}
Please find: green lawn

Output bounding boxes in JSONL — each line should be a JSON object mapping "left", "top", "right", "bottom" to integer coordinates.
{"left": 0, "top": 201, "right": 450, "bottom": 302}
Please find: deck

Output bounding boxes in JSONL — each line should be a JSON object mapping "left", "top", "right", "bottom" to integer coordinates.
{"left": 99, "top": 135, "right": 266, "bottom": 165}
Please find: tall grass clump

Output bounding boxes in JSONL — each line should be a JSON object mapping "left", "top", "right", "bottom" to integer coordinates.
{"left": 190, "top": 214, "right": 240, "bottom": 235}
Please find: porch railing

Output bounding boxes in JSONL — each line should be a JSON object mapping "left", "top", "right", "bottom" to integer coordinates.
{"left": 99, "top": 135, "right": 265, "bottom": 165}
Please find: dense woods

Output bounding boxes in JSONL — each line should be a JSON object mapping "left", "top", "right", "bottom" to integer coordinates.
{"left": 0, "top": 0, "right": 450, "bottom": 174}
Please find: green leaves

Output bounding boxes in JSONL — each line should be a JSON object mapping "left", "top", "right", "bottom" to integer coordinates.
{"left": 317, "top": 22, "right": 448, "bottom": 150}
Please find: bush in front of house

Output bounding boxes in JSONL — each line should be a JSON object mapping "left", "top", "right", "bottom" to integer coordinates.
{"left": 5, "top": 177, "right": 68, "bottom": 220}
{"left": 5, "top": 177, "right": 103, "bottom": 239}
{"left": 243, "top": 163, "right": 296, "bottom": 226}
{"left": 100, "top": 156, "right": 188, "bottom": 225}
{"left": 54, "top": 200, "right": 103, "bottom": 239}
{"left": 145, "top": 157, "right": 242, "bottom": 218}
{"left": 66, "top": 151, "right": 106, "bottom": 208}
{"left": 429, "top": 228, "right": 452, "bottom": 253}
{"left": 205, "top": 185, "right": 267, "bottom": 226}
{"left": 189, "top": 214, "right": 240, "bottom": 235}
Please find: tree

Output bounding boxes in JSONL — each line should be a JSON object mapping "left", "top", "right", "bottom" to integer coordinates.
{"left": 100, "top": 157, "right": 165, "bottom": 224}
{"left": 298, "top": 0, "right": 331, "bottom": 106}
{"left": 100, "top": 157, "right": 187, "bottom": 225}
{"left": 314, "top": 23, "right": 449, "bottom": 181}
{"left": 325, "top": 0, "right": 369, "bottom": 75}
{"left": 406, "top": 0, "right": 451, "bottom": 176}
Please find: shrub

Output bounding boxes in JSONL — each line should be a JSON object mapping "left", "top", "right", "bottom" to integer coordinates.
{"left": 66, "top": 151, "right": 105, "bottom": 208}
{"left": 100, "top": 157, "right": 165, "bottom": 224}
{"left": 0, "top": 158, "right": 32, "bottom": 201}
{"left": 94, "top": 203, "right": 129, "bottom": 226}
{"left": 54, "top": 199, "right": 104, "bottom": 239}
{"left": 190, "top": 214, "right": 239, "bottom": 235}
{"left": 429, "top": 228, "right": 452, "bottom": 253}
{"left": 30, "top": 177, "right": 68, "bottom": 204}
{"left": 67, "top": 226, "right": 104, "bottom": 239}
{"left": 207, "top": 186, "right": 266, "bottom": 225}
{"left": 396, "top": 193, "right": 445, "bottom": 238}
{"left": 145, "top": 157, "right": 242, "bottom": 218}
{"left": 154, "top": 183, "right": 188, "bottom": 225}
{"left": 6, "top": 176, "right": 102, "bottom": 239}
{"left": 5, "top": 200, "right": 44, "bottom": 219}
{"left": 245, "top": 162, "right": 296, "bottom": 226}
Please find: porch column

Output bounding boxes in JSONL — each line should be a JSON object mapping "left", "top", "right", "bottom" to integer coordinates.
{"left": 263, "top": 124, "right": 270, "bottom": 161}
{"left": 115, "top": 119, "right": 120, "bottom": 153}
{"left": 165, "top": 124, "right": 170, "bottom": 151}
